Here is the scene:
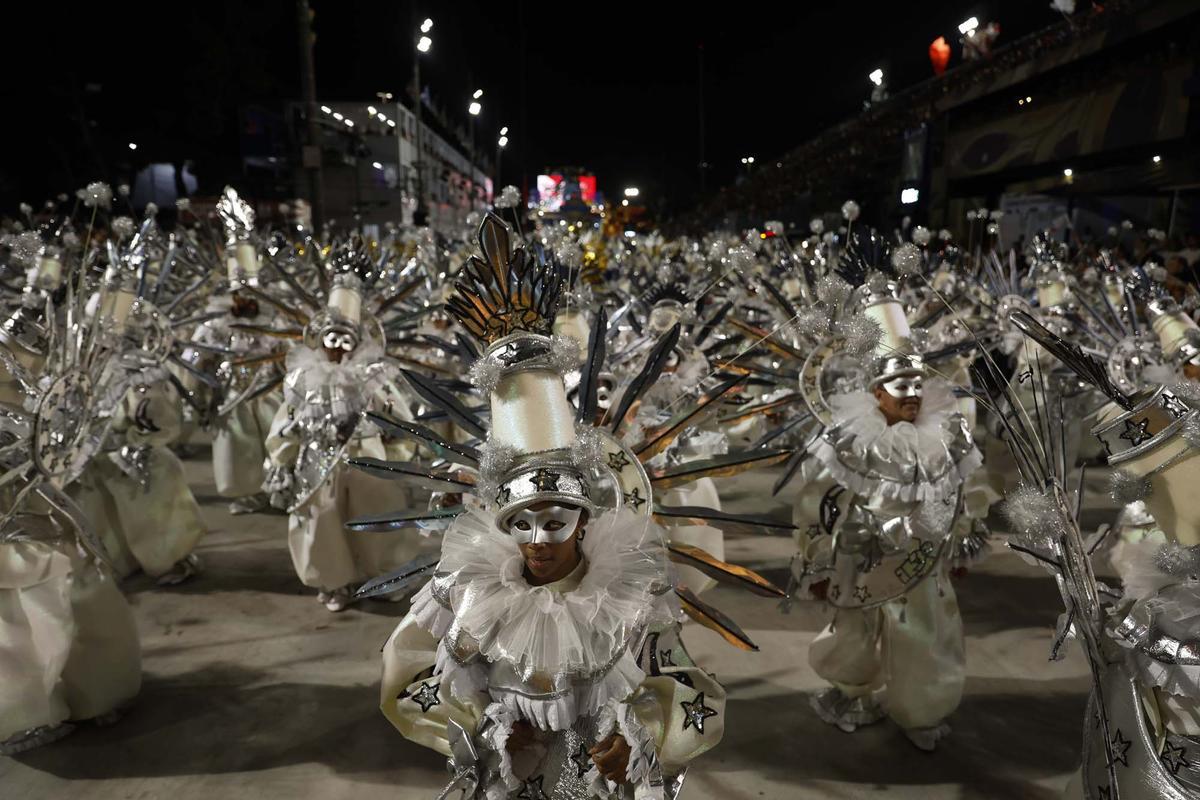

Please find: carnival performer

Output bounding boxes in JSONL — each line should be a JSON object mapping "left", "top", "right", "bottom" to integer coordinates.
{"left": 999, "top": 311, "right": 1200, "bottom": 798}
{"left": 201, "top": 187, "right": 284, "bottom": 513}
{"left": 365, "top": 214, "right": 792, "bottom": 799}
{"left": 0, "top": 213, "right": 141, "bottom": 753}
{"left": 70, "top": 245, "right": 207, "bottom": 586}
{"left": 791, "top": 277, "right": 981, "bottom": 751}
{"left": 263, "top": 259, "right": 428, "bottom": 612}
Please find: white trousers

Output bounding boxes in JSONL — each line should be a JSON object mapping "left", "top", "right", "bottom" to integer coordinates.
{"left": 214, "top": 394, "right": 280, "bottom": 498}
{"left": 809, "top": 562, "right": 964, "bottom": 730}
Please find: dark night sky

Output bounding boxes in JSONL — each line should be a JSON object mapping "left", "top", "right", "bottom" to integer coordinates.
{"left": 3, "top": 1, "right": 1057, "bottom": 212}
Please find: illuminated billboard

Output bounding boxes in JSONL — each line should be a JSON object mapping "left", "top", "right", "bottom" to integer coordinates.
{"left": 535, "top": 173, "right": 597, "bottom": 211}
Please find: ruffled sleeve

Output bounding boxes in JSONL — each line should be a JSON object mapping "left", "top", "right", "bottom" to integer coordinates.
{"left": 380, "top": 611, "right": 488, "bottom": 758}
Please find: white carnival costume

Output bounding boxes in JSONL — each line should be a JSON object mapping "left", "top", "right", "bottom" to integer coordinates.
{"left": 362, "top": 215, "right": 791, "bottom": 799}
{"left": 999, "top": 311, "right": 1200, "bottom": 799}
{"left": 203, "top": 187, "right": 284, "bottom": 510}
{"left": 790, "top": 279, "right": 981, "bottom": 750}
{"left": 264, "top": 263, "right": 427, "bottom": 612}
{"left": 70, "top": 251, "right": 206, "bottom": 584}
{"left": 0, "top": 224, "right": 140, "bottom": 753}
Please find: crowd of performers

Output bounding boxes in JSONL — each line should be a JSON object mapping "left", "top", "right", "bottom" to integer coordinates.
{"left": 2, "top": 183, "right": 1198, "bottom": 800}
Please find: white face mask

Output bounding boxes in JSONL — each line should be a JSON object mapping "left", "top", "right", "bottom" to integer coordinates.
{"left": 648, "top": 306, "right": 681, "bottom": 333}
{"left": 322, "top": 330, "right": 356, "bottom": 352}
{"left": 595, "top": 379, "right": 615, "bottom": 411}
{"left": 506, "top": 505, "right": 583, "bottom": 545}
{"left": 881, "top": 375, "right": 923, "bottom": 399}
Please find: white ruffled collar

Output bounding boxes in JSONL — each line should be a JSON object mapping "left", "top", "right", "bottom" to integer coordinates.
{"left": 415, "top": 505, "right": 674, "bottom": 682}
{"left": 807, "top": 379, "right": 980, "bottom": 506}
{"left": 284, "top": 340, "right": 387, "bottom": 385}
{"left": 282, "top": 341, "right": 396, "bottom": 420}
{"left": 828, "top": 379, "right": 959, "bottom": 447}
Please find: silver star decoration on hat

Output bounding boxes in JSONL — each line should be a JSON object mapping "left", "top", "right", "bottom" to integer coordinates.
{"left": 1161, "top": 741, "right": 1190, "bottom": 775}
{"left": 680, "top": 691, "right": 718, "bottom": 734}
{"left": 1162, "top": 394, "right": 1189, "bottom": 418}
{"left": 532, "top": 469, "right": 560, "bottom": 492}
{"left": 623, "top": 486, "right": 646, "bottom": 511}
{"left": 607, "top": 450, "right": 631, "bottom": 471}
{"left": 1119, "top": 417, "right": 1152, "bottom": 447}
{"left": 517, "top": 775, "right": 548, "bottom": 800}
{"left": 495, "top": 342, "right": 523, "bottom": 366}
{"left": 496, "top": 485, "right": 512, "bottom": 505}
{"left": 853, "top": 585, "right": 871, "bottom": 603}
{"left": 1107, "top": 729, "right": 1130, "bottom": 768}
{"left": 570, "top": 741, "right": 593, "bottom": 778}
{"left": 411, "top": 681, "right": 441, "bottom": 713}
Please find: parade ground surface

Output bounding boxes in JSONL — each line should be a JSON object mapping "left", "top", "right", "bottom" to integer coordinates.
{"left": 1, "top": 445, "right": 1103, "bottom": 799}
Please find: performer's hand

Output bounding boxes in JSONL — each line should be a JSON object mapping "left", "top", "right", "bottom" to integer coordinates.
{"left": 506, "top": 720, "right": 536, "bottom": 754}
{"left": 589, "top": 733, "right": 631, "bottom": 783}
{"left": 809, "top": 579, "right": 830, "bottom": 601}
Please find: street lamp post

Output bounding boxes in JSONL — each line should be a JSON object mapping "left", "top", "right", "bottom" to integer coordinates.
{"left": 496, "top": 126, "right": 508, "bottom": 198}
{"left": 468, "top": 88, "right": 483, "bottom": 169}
{"left": 413, "top": 17, "right": 433, "bottom": 224}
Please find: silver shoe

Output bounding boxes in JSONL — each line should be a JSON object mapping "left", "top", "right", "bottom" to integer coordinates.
{"left": 323, "top": 586, "right": 355, "bottom": 612}
{"left": 809, "top": 687, "right": 885, "bottom": 733}
{"left": 904, "top": 722, "right": 951, "bottom": 752}
{"left": 228, "top": 493, "right": 270, "bottom": 516}
{"left": 157, "top": 553, "right": 202, "bottom": 586}
{"left": 0, "top": 723, "right": 75, "bottom": 755}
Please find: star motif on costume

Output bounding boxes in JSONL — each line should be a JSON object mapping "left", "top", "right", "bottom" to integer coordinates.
{"left": 517, "top": 775, "right": 549, "bottom": 800}
{"left": 607, "top": 449, "right": 631, "bottom": 471}
{"left": 532, "top": 469, "right": 560, "bottom": 492}
{"left": 495, "top": 343, "right": 523, "bottom": 366}
{"left": 672, "top": 671, "right": 695, "bottom": 688}
{"left": 496, "top": 485, "right": 512, "bottom": 505}
{"left": 680, "top": 691, "right": 718, "bottom": 735}
{"left": 829, "top": 584, "right": 841, "bottom": 600}
{"left": 660, "top": 649, "right": 676, "bottom": 668}
{"left": 411, "top": 681, "right": 441, "bottom": 713}
{"left": 853, "top": 585, "right": 871, "bottom": 603}
{"left": 1161, "top": 741, "right": 1191, "bottom": 775}
{"left": 1119, "top": 417, "right": 1153, "bottom": 447}
{"left": 1107, "top": 729, "right": 1131, "bottom": 767}
{"left": 570, "top": 741, "right": 593, "bottom": 778}
{"left": 623, "top": 487, "right": 646, "bottom": 511}
{"left": 1162, "top": 394, "right": 1189, "bottom": 418}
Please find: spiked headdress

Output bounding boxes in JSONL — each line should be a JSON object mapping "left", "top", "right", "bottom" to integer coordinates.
{"left": 342, "top": 214, "right": 795, "bottom": 651}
